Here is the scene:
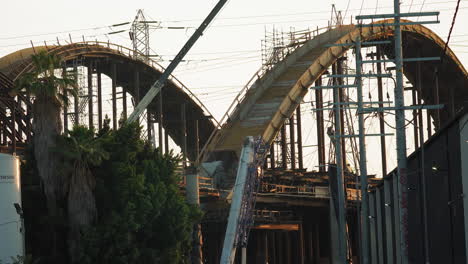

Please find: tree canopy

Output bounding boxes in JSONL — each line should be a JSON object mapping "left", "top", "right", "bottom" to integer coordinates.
{"left": 75, "top": 123, "right": 201, "bottom": 264}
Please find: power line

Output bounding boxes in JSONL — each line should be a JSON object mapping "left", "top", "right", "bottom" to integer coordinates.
{"left": 0, "top": 1, "right": 465, "bottom": 42}
{"left": 441, "top": 0, "right": 463, "bottom": 64}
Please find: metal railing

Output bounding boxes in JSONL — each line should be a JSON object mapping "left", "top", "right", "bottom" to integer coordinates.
{"left": 198, "top": 25, "right": 344, "bottom": 163}
{"left": 6, "top": 41, "right": 219, "bottom": 128}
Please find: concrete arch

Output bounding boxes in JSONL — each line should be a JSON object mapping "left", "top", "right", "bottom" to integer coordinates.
{"left": 0, "top": 42, "right": 217, "bottom": 160}
{"left": 203, "top": 19, "right": 468, "bottom": 160}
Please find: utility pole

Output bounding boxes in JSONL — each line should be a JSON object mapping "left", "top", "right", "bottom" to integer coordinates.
{"left": 392, "top": 1, "right": 410, "bottom": 262}
{"left": 356, "top": 6, "right": 441, "bottom": 263}
{"left": 355, "top": 37, "right": 370, "bottom": 264}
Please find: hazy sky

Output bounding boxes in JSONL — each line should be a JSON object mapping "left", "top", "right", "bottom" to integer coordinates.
{"left": 1, "top": 0, "right": 467, "bottom": 175}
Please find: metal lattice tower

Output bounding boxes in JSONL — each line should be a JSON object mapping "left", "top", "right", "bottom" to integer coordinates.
{"left": 130, "top": 10, "right": 150, "bottom": 62}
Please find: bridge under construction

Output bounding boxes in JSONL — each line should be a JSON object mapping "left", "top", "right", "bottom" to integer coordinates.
{"left": 0, "top": 1, "right": 467, "bottom": 263}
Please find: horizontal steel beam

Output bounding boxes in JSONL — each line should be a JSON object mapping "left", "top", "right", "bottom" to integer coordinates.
{"left": 358, "top": 20, "right": 440, "bottom": 27}
{"left": 326, "top": 73, "right": 392, "bottom": 78}
{"left": 356, "top": 11, "right": 439, "bottom": 20}
{"left": 325, "top": 40, "right": 391, "bottom": 47}
{"left": 360, "top": 104, "right": 444, "bottom": 113}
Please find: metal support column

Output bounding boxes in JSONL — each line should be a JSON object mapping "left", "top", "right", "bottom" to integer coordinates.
{"left": 87, "top": 63, "right": 94, "bottom": 129}
{"left": 417, "top": 59, "right": 431, "bottom": 264}
{"left": 412, "top": 88, "right": 419, "bottom": 149}
{"left": 332, "top": 64, "right": 348, "bottom": 263}
{"left": 97, "top": 65, "right": 103, "bottom": 130}
{"left": 195, "top": 120, "right": 200, "bottom": 162}
{"left": 336, "top": 59, "right": 347, "bottom": 171}
{"left": 165, "top": 130, "right": 169, "bottom": 154}
{"left": 181, "top": 104, "right": 187, "bottom": 166}
{"left": 356, "top": 37, "right": 370, "bottom": 264}
{"left": 123, "top": 85, "right": 127, "bottom": 120}
{"left": 281, "top": 124, "right": 287, "bottom": 169}
{"left": 376, "top": 47, "right": 387, "bottom": 177}
{"left": 434, "top": 68, "right": 440, "bottom": 131}
{"left": 63, "top": 68, "right": 69, "bottom": 133}
{"left": 270, "top": 143, "right": 275, "bottom": 169}
{"left": 296, "top": 105, "right": 304, "bottom": 170}
{"left": 111, "top": 63, "right": 117, "bottom": 130}
{"left": 158, "top": 91, "right": 163, "bottom": 154}
{"left": 147, "top": 112, "right": 152, "bottom": 144}
{"left": 134, "top": 70, "right": 140, "bottom": 103}
{"left": 315, "top": 77, "right": 326, "bottom": 172}
{"left": 63, "top": 90, "right": 68, "bottom": 132}
{"left": 12, "top": 102, "right": 16, "bottom": 153}
{"left": 289, "top": 115, "right": 296, "bottom": 169}
{"left": 393, "top": 2, "right": 410, "bottom": 262}
{"left": 73, "top": 66, "right": 79, "bottom": 125}
{"left": 299, "top": 223, "right": 305, "bottom": 264}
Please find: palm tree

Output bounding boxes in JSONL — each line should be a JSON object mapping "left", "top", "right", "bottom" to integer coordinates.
{"left": 15, "top": 50, "right": 76, "bottom": 216}
{"left": 56, "top": 126, "right": 109, "bottom": 263}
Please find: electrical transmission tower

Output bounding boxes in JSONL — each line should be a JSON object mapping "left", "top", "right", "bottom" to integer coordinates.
{"left": 130, "top": 9, "right": 161, "bottom": 62}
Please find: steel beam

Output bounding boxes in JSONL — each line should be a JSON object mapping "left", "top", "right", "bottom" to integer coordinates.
{"left": 88, "top": 63, "right": 94, "bottom": 129}
{"left": 281, "top": 124, "right": 287, "bottom": 169}
{"left": 296, "top": 105, "right": 304, "bottom": 170}
{"left": 315, "top": 77, "right": 325, "bottom": 172}
{"left": 376, "top": 47, "right": 387, "bottom": 177}
{"left": 393, "top": 2, "right": 410, "bottom": 260}
{"left": 97, "top": 65, "right": 103, "bottom": 130}
{"left": 111, "top": 63, "right": 117, "bottom": 130}
{"left": 289, "top": 115, "right": 296, "bottom": 169}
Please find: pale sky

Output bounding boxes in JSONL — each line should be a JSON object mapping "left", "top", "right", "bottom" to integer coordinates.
{"left": 1, "top": 0, "right": 467, "bottom": 176}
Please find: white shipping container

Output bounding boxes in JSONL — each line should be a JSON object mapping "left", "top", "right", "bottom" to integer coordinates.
{"left": 0, "top": 153, "right": 24, "bottom": 263}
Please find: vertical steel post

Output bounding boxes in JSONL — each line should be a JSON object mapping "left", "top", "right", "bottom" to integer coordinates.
{"left": 299, "top": 223, "right": 305, "bottom": 264}
{"left": 111, "top": 63, "right": 117, "bottom": 130}
{"left": 296, "top": 105, "right": 304, "bottom": 170}
{"left": 333, "top": 65, "right": 348, "bottom": 263}
{"left": 181, "top": 104, "right": 187, "bottom": 166}
{"left": 315, "top": 77, "right": 326, "bottom": 172}
{"left": 12, "top": 102, "right": 16, "bottom": 153}
{"left": 281, "top": 124, "right": 287, "bottom": 169}
{"left": 393, "top": 1, "right": 409, "bottom": 262}
{"left": 134, "top": 70, "right": 140, "bottom": 103}
{"left": 123, "top": 84, "right": 127, "bottom": 120}
{"left": 336, "top": 60, "right": 347, "bottom": 171}
{"left": 356, "top": 37, "right": 369, "bottom": 264}
{"left": 97, "top": 65, "right": 103, "bottom": 130}
{"left": 195, "top": 120, "right": 200, "bottom": 162}
{"left": 73, "top": 66, "right": 79, "bottom": 125}
{"left": 412, "top": 89, "right": 419, "bottom": 149}
{"left": 147, "top": 111, "right": 152, "bottom": 145}
{"left": 289, "top": 115, "right": 296, "bottom": 169}
{"left": 417, "top": 59, "right": 430, "bottom": 264}
{"left": 63, "top": 67, "right": 69, "bottom": 133}
{"left": 376, "top": 47, "right": 387, "bottom": 177}
{"left": 2, "top": 121, "right": 6, "bottom": 145}
{"left": 158, "top": 90, "right": 163, "bottom": 154}
{"left": 87, "top": 63, "right": 94, "bottom": 129}
{"left": 63, "top": 90, "right": 68, "bottom": 133}
{"left": 270, "top": 143, "right": 275, "bottom": 169}
{"left": 434, "top": 68, "right": 440, "bottom": 131}
{"left": 165, "top": 130, "right": 169, "bottom": 154}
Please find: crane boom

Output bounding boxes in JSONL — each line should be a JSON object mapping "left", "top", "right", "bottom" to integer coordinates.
{"left": 127, "top": 0, "right": 228, "bottom": 124}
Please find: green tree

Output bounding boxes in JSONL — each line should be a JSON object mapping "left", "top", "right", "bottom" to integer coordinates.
{"left": 79, "top": 123, "right": 201, "bottom": 264}
{"left": 55, "top": 126, "right": 109, "bottom": 263}
{"left": 14, "top": 50, "right": 76, "bottom": 217}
